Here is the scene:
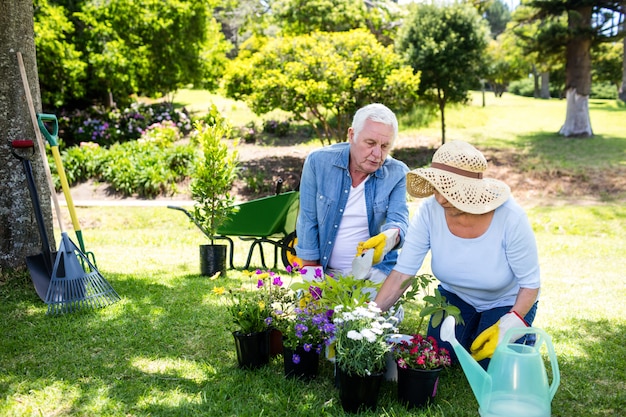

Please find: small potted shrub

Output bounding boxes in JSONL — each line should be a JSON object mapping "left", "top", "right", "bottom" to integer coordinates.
{"left": 189, "top": 108, "right": 239, "bottom": 276}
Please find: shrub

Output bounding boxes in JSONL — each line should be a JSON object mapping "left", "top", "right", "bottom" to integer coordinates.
{"left": 57, "top": 102, "right": 192, "bottom": 147}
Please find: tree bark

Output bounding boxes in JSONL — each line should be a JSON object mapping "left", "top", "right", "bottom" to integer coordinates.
{"left": 540, "top": 71, "right": 551, "bottom": 99}
{"left": 0, "top": 0, "right": 55, "bottom": 270}
{"left": 619, "top": 36, "right": 626, "bottom": 101}
{"left": 559, "top": 6, "right": 593, "bottom": 137}
{"left": 559, "top": 88, "right": 593, "bottom": 136}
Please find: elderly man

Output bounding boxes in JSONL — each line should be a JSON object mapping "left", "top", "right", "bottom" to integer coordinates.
{"left": 294, "top": 103, "right": 409, "bottom": 295}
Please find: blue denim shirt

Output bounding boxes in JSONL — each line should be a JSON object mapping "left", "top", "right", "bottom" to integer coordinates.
{"left": 295, "top": 142, "right": 409, "bottom": 275}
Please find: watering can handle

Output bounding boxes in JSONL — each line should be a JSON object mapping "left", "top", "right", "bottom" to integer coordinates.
{"left": 37, "top": 113, "right": 59, "bottom": 147}
{"left": 503, "top": 326, "right": 560, "bottom": 400}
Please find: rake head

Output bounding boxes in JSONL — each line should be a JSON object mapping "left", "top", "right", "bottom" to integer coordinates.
{"left": 45, "top": 233, "right": 120, "bottom": 315}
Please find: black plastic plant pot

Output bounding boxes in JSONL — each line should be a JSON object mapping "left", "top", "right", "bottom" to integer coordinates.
{"left": 199, "top": 244, "right": 227, "bottom": 276}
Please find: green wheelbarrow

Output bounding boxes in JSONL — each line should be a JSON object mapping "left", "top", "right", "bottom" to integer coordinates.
{"left": 168, "top": 190, "right": 302, "bottom": 270}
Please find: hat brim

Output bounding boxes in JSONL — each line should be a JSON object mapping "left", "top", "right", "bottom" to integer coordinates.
{"left": 407, "top": 168, "right": 510, "bottom": 215}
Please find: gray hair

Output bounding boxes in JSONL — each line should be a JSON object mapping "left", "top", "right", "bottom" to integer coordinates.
{"left": 351, "top": 103, "right": 398, "bottom": 146}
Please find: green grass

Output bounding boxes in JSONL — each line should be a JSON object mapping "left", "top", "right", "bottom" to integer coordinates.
{"left": 1, "top": 204, "right": 624, "bottom": 416}
{"left": 1, "top": 92, "right": 626, "bottom": 416}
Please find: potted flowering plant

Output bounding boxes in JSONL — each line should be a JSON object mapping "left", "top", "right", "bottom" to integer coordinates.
{"left": 333, "top": 303, "right": 399, "bottom": 412}
{"left": 217, "top": 269, "right": 293, "bottom": 369}
{"left": 394, "top": 334, "right": 451, "bottom": 370}
{"left": 275, "top": 284, "right": 334, "bottom": 380}
{"left": 391, "top": 273, "right": 461, "bottom": 409}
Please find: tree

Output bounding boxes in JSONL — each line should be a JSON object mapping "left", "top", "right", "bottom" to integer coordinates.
{"left": 222, "top": 29, "right": 420, "bottom": 145}
{"left": 396, "top": 3, "right": 489, "bottom": 144}
{"left": 485, "top": 31, "right": 531, "bottom": 96}
{"left": 484, "top": 0, "right": 512, "bottom": 38}
{"left": 271, "top": 0, "right": 403, "bottom": 45}
{"left": 592, "top": 41, "right": 624, "bottom": 93}
{"left": 33, "top": 0, "right": 230, "bottom": 109}
{"left": 34, "top": 0, "right": 87, "bottom": 108}
{"left": 521, "top": 0, "right": 626, "bottom": 137}
{"left": 1, "top": 0, "right": 55, "bottom": 270}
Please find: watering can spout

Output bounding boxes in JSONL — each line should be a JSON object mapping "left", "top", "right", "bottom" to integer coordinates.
{"left": 440, "top": 316, "right": 492, "bottom": 410}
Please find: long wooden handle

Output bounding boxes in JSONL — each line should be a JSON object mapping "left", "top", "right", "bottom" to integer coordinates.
{"left": 16, "top": 52, "right": 65, "bottom": 233}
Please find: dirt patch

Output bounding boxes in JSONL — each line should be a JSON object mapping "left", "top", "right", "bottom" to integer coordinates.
{"left": 62, "top": 134, "right": 626, "bottom": 208}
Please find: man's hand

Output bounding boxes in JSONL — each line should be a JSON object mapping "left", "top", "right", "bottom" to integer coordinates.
{"left": 470, "top": 311, "right": 529, "bottom": 361}
{"left": 356, "top": 229, "right": 399, "bottom": 264}
{"left": 300, "top": 265, "right": 324, "bottom": 282}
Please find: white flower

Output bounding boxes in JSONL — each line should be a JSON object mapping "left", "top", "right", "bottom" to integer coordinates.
{"left": 347, "top": 330, "right": 363, "bottom": 340}
{"left": 369, "top": 326, "right": 383, "bottom": 335}
{"left": 361, "top": 329, "right": 377, "bottom": 343}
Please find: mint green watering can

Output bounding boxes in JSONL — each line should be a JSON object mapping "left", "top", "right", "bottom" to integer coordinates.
{"left": 441, "top": 316, "right": 560, "bottom": 417}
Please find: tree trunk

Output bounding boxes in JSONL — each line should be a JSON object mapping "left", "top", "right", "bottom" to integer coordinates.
{"left": 532, "top": 64, "right": 540, "bottom": 98}
{"left": 0, "top": 0, "right": 55, "bottom": 270}
{"left": 540, "top": 71, "right": 551, "bottom": 99}
{"left": 559, "top": 88, "right": 593, "bottom": 136}
{"left": 437, "top": 88, "right": 446, "bottom": 145}
{"left": 559, "top": 7, "right": 593, "bottom": 137}
{"left": 619, "top": 36, "right": 626, "bottom": 101}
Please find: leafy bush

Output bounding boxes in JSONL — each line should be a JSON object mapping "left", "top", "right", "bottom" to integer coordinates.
{"left": 591, "top": 82, "right": 618, "bottom": 99}
{"left": 58, "top": 102, "right": 192, "bottom": 147}
{"left": 263, "top": 120, "right": 291, "bottom": 137}
{"left": 54, "top": 122, "right": 196, "bottom": 197}
{"left": 508, "top": 78, "right": 535, "bottom": 97}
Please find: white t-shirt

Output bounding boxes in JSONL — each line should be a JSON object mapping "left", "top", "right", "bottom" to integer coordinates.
{"left": 328, "top": 178, "right": 371, "bottom": 274}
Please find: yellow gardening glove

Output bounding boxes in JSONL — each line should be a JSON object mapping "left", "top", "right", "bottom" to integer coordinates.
{"left": 356, "top": 229, "right": 399, "bottom": 264}
{"left": 470, "top": 311, "right": 529, "bottom": 361}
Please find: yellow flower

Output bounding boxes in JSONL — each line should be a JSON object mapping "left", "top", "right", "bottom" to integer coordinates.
{"left": 257, "top": 273, "right": 270, "bottom": 280}
{"left": 258, "top": 301, "right": 266, "bottom": 310}
{"left": 212, "top": 287, "right": 226, "bottom": 295}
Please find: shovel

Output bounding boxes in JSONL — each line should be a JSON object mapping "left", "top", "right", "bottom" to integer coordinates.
{"left": 10, "top": 139, "right": 56, "bottom": 301}
{"left": 36, "top": 112, "right": 97, "bottom": 266}
{"left": 351, "top": 249, "right": 374, "bottom": 280}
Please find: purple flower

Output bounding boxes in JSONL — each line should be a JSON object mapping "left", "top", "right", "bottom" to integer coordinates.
{"left": 309, "top": 286, "right": 322, "bottom": 300}
{"left": 272, "top": 276, "right": 283, "bottom": 287}
{"left": 303, "top": 343, "right": 312, "bottom": 352}
{"left": 292, "top": 353, "right": 301, "bottom": 364}
{"left": 265, "top": 317, "right": 273, "bottom": 326}
{"left": 257, "top": 279, "right": 264, "bottom": 288}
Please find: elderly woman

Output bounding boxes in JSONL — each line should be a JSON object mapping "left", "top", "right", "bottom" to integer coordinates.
{"left": 374, "top": 140, "right": 540, "bottom": 366}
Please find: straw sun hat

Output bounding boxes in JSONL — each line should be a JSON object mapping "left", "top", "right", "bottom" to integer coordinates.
{"left": 406, "top": 141, "right": 510, "bottom": 215}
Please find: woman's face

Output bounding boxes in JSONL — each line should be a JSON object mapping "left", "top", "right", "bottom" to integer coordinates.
{"left": 434, "top": 190, "right": 464, "bottom": 216}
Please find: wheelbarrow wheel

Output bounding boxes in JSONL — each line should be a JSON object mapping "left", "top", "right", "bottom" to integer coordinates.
{"left": 281, "top": 231, "right": 303, "bottom": 270}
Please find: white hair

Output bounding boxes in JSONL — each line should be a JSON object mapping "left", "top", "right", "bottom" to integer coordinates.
{"left": 351, "top": 103, "right": 398, "bottom": 146}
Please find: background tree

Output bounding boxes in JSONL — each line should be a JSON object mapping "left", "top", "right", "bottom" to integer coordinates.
{"left": 271, "top": 0, "right": 402, "bottom": 45}
{"left": 396, "top": 3, "right": 489, "bottom": 144}
{"left": 34, "top": 0, "right": 229, "bottom": 109}
{"left": 1, "top": 0, "right": 54, "bottom": 270}
{"left": 34, "top": 0, "right": 87, "bottom": 108}
{"left": 484, "top": 0, "right": 512, "bottom": 38}
{"left": 222, "top": 29, "right": 420, "bottom": 145}
{"left": 485, "top": 30, "right": 531, "bottom": 96}
{"left": 592, "top": 41, "right": 624, "bottom": 94}
{"left": 521, "top": 0, "right": 625, "bottom": 137}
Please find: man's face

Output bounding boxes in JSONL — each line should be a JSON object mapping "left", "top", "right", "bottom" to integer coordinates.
{"left": 348, "top": 119, "right": 394, "bottom": 175}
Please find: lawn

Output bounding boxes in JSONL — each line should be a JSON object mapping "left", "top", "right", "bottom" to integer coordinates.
{"left": 1, "top": 93, "right": 625, "bottom": 416}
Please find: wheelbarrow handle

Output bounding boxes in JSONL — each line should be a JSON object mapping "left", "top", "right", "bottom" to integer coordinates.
{"left": 167, "top": 205, "right": 213, "bottom": 240}
{"left": 37, "top": 113, "right": 59, "bottom": 147}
